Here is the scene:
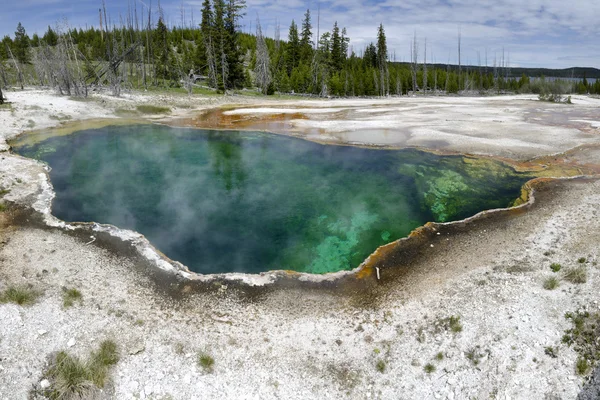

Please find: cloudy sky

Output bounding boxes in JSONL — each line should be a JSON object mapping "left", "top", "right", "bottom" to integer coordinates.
{"left": 1, "top": 0, "right": 599, "bottom": 68}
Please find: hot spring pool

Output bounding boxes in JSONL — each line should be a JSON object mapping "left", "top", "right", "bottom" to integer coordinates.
{"left": 13, "top": 124, "right": 532, "bottom": 274}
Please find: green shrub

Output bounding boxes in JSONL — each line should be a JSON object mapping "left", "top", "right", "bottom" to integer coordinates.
{"left": 376, "top": 359, "right": 386, "bottom": 373}
{"left": 550, "top": 263, "right": 561, "bottom": 272}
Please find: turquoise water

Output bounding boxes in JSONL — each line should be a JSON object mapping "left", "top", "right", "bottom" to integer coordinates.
{"left": 13, "top": 125, "right": 531, "bottom": 274}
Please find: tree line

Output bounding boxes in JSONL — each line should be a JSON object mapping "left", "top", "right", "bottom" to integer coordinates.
{"left": 1, "top": 3, "right": 599, "bottom": 100}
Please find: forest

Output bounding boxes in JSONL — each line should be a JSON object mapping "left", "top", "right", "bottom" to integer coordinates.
{"left": 1, "top": 0, "right": 599, "bottom": 103}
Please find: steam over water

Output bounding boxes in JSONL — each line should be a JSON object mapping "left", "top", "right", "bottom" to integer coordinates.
{"left": 14, "top": 125, "right": 531, "bottom": 274}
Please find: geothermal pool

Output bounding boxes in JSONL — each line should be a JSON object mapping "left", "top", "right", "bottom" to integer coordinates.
{"left": 14, "top": 125, "right": 531, "bottom": 274}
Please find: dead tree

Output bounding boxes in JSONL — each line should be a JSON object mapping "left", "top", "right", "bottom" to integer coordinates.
{"left": 422, "top": 38, "right": 427, "bottom": 94}
{"left": 410, "top": 32, "right": 418, "bottom": 93}
{"left": 254, "top": 18, "right": 271, "bottom": 94}
{"left": 6, "top": 46, "right": 24, "bottom": 90}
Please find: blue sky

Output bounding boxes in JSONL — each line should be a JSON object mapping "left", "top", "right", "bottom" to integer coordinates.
{"left": 1, "top": 0, "right": 599, "bottom": 68}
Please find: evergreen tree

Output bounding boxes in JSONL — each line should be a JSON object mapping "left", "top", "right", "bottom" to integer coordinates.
{"left": 376, "top": 23, "right": 388, "bottom": 95}
{"left": 14, "top": 22, "right": 31, "bottom": 64}
{"left": 223, "top": 0, "right": 246, "bottom": 88}
{"left": 330, "top": 22, "right": 343, "bottom": 71}
{"left": 153, "top": 17, "right": 171, "bottom": 82}
{"left": 200, "top": 0, "right": 217, "bottom": 87}
{"left": 213, "top": 0, "right": 227, "bottom": 90}
{"left": 286, "top": 20, "right": 300, "bottom": 74}
{"left": 300, "top": 9, "right": 313, "bottom": 62}
{"left": 43, "top": 26, "right": 58, "bottom": 46}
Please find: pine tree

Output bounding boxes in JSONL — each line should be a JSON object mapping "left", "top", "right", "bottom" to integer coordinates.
{"left": 330, "top": 22, "right": 343, "bottom": 71}
{"left": 14, "top": 22, "right": 31, "bottom": 64}
{"left": 223, "top": 0, "right": 246, "bottom": 88}
{"left": 200, "top": 0, "right": 217, "bottom": 87}
{"left": 300, "top": 9, "right": 313, "bottom": 62}
{"left": 43, "top": 26, "right": 58, "bottom": 46}
{"left": 376, "top": 24, "right": 388, "bottom": 96}
{"left": 153, "top": 17, "right": 171, "bottom": 82}
{"left": 286, "top": 20, "right": 300, "bottom": 74}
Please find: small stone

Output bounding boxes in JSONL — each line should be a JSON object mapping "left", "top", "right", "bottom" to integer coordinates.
{"left": 67, "top": 338, "right": 76, "bottom": 347}
{"left": 38, "top": 330, "right": 48, "bottom": 336}
{"left": 40, "top": 379, "right": 50, "bottom": 389}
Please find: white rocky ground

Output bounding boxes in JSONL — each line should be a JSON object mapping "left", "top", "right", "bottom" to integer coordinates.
{"left": 0, "top": 88, "right": 599, "bottom": 400}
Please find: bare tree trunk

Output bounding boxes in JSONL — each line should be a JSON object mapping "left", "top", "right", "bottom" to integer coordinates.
{"left": 458, "top": 27, "right": 461, "bottom": 91}
{"left": 423, "top": 38, "right": 427, "bottom": 94}
{"left": 0, "top": 86, "right": 4, "bottom": 105}
{"left": 7, "top": 46, "right": 24, "bottom": 90}
{"left": 254, "top": 17, "right": 271, "bottom": 94}
{"left": 411, "top": 32, "right": 418, "bottom": 94}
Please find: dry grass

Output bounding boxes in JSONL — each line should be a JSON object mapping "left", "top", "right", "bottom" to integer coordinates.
{"left": 563, "top": 266, "right": 587, "bottom": 284}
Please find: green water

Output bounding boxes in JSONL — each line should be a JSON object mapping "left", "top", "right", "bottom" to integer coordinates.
{"left": 13, "top": 125, "right": 532, "bottom": 274}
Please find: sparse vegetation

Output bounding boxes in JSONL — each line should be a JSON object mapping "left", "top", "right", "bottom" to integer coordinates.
{"left": 576, "top": 357, "right": 591, "bottom": 375}
{"left": 578, "top": 257, "right": 587, "bottom": 264}
{"left": 435, "top": 352, "right": 444, "bottom": 361}
{"left": 563, "top": 266, "right": 588, "bottom": 284}
{"left": 62, "top": 288, "right": 82, "bottom": 308}
{"left": 198, "top": 352, "right": 215, "bottom": 373}
{"left": 41, "top": 340, "right": 119, "bottom": 399}
{"left": 424, "top": 363, "right": 436, "bottom": 374}
{"left": 544, "top": 346, "right": 558, "bottom": 358}
{"left": 136, "top": 105, "right": 171, "bottom": 114}
{"left": 543, "top": 276, "right": 559, "bottom": 290}
{"left": 465, "top": 346, "right": 486, "bottom": 366}
{"left": 550, "top": 263, "right": 562, "bottom": 272}
{"left": 0, "top": 285, "right": 39, "bottom": 306}
{"left": 376, "top": 359, "right": 386, "bottom": 373}
{"left": 562, "top": 310, "right": 600, "bottom": 377}
{"left": 436, "top": 315, "right": 463, "bottom": 333}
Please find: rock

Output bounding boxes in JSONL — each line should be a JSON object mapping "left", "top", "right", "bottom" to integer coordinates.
{"left": 67, "top": 338, "right": 76, "bottom": 347}
{"left": 129, "top": 343, "right": 145, "bottom": 355}
{"left": 37, "top": 330, "right": 48, "bottom": 336}
{"left": 40, "top": 379, "right": 50, "bottom": 389}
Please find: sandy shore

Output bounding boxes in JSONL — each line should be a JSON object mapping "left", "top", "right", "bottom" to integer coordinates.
{"left": 1, "top": 88, "right": 599, "bottom": 399}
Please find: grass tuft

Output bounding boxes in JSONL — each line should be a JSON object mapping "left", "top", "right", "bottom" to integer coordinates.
{"left": 576, "top": 357, "right": 590, "bottom": 375}
{"left": 376, "top": 359, "right": 386, "bottom": 373}
{"left": 424, "top": 363, "right": 436, "bottom": 374}
{"left": 62, "top": 288, "right": 82, "bottom": 308}
{"left": 0, "top": 285, "right": 39, "bottom": 306}
{"left": 578, "top": 257, "right": 587, "bottom": 264}
{"left": 44, "top": 340, "right": 119, "bottom": 399}
{"left": 197, "top": 352, "right": 215, "bottom": 373}
{"left": 543, "top": 276, "right": 559, "bottom": 290}
{"left": 563, "top": 266, "right": 587, "bottom": 284}
{"left": 435, "top": 352, "right": 444, "bottom": 361}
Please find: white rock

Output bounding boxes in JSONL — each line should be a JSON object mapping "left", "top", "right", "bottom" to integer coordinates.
{"left": 37, "top": 330, "right": 48, "bottom": 336}
{"left": 67, "top": 338, "right": 76, "bottom": 347}
{"left": 40, "top": 379, "right": 50, "bottom": 389}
